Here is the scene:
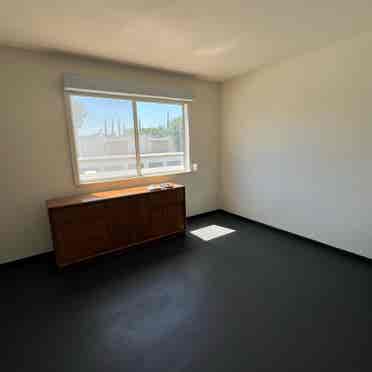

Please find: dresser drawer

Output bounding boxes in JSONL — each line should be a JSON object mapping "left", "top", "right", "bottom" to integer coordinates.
{"left": 147, "top": 188, "right": 184, "bottom": 207}
{"left": 51, "top": 202, "right": 107, "bottom": 224}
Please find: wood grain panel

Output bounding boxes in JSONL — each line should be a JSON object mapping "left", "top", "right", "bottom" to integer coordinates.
{"left": 47, "top": 183, "right": 184, "bottom": 208}
{"left": 108, "top": 195, "right": 148, "bottom": 247}
{"left": 47, "top": 184, "right": 185, "bottom": 267}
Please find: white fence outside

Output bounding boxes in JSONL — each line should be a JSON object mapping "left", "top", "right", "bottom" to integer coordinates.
{"left": 78, "top": 152, "right": 184, "bottom": 182}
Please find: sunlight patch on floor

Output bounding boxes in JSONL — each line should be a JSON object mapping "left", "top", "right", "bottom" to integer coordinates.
{"left": 190, "top": 225, "right": 235, "bottom": 241}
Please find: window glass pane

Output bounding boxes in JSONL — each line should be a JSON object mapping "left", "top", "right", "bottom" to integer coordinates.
{"left": 70, "top": 95, "right": 137, "bottom": 183}
{"left": 136, "top": 101, "right": 185, "bottom": 175}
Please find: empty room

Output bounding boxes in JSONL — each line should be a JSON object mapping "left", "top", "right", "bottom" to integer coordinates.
{"left": 1, "top": 1, "right": 371, "bottom": 371}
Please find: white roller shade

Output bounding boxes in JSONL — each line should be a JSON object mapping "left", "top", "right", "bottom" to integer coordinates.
{"left": 63, "top": 73, "right": 193, "bottom": 101}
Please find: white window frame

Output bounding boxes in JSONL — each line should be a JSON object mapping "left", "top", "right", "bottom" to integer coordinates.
{"left": 64, "top": 90, "right": 191, "bottom": 186}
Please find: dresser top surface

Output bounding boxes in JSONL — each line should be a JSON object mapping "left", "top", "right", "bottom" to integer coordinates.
{"left": 47, "top": 183, "right": 184, "bottom": 209}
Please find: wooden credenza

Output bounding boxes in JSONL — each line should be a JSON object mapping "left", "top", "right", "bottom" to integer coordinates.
{"left": 47, "top": 183, "right": 185, "bottom": 267}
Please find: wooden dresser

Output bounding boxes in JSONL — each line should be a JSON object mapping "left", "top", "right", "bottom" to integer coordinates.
{"left": 47, "top": 183, "right": 185, "bottom": 267}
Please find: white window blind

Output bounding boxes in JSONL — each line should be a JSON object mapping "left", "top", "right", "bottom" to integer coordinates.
{"left": 63, "top": 73, "right": 193, "bottom": 102}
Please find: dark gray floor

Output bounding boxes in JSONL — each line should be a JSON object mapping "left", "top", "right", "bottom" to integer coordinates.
{"left": 1, "top": 211, "right": 371, "bottom": 372}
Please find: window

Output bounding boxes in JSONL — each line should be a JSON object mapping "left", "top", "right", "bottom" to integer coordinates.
{"left": 66, "top": 92, "right": 191, "bottom": 184}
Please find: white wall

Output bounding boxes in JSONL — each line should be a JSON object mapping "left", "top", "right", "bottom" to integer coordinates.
{"left": 0, "top": 46, "right": 220, "bottom": 264}
{"left": 221, "top": 31, "right": 372, "bottom": 259}
{"left": 4, "top": 29, "right": 372, "bottom": 264}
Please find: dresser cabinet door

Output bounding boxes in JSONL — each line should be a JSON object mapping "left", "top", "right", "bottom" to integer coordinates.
{"left": 148, "top": 203, "right": 185, "bottom": 238}
{"left": 50, "top": 203, "right": 112, "bottom": 265}
{"left": 147, "top": 188, "right": 185, "bottom": 238}
{"left": 107, "top": 195, "right": 148, "bottom": 248}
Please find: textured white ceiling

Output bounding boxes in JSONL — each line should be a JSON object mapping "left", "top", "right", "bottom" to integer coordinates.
{"left": 0, "top": 0, "right": 371, "bottom": 81}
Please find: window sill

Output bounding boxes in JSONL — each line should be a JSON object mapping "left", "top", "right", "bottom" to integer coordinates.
{"left": 76, "top": 168, "right": 192, "bottom": 187}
